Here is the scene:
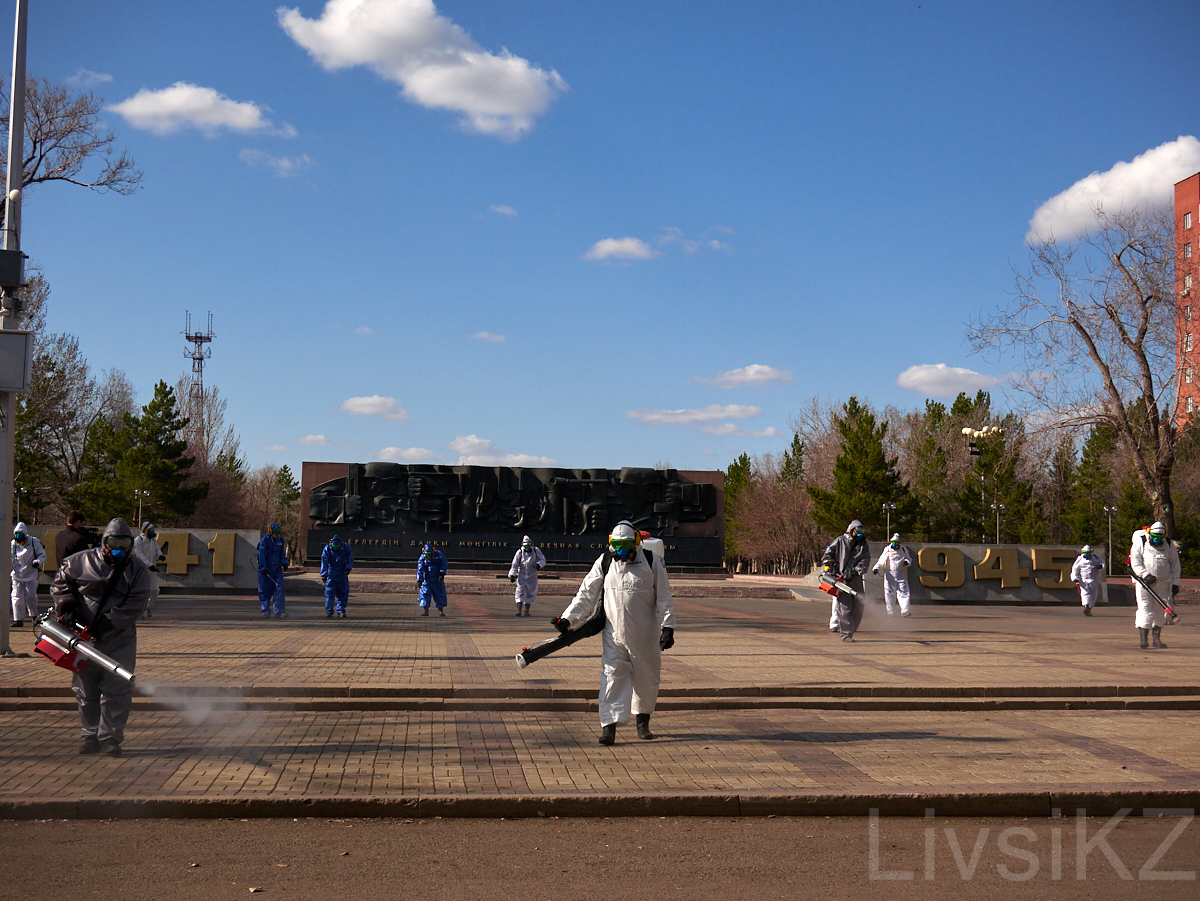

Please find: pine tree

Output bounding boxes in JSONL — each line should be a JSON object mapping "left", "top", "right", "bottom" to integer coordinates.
{"left": 723, "top": 453, "right": 752, "bottom": 559}
{"left": 72, "top": 381, "right": 209, "bottom": 524}
{"left": 807, "top": 397, "right": 913, "bottom": 540}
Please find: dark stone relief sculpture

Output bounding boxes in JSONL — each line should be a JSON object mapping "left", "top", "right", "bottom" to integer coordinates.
{"left": 309, "top": 464, "right": 718, "bottom": 537}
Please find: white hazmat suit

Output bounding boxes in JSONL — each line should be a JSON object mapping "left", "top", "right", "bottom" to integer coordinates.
{"left": 133, "top": 528, "right": 163, "bottom": 618}
{"left": 559, "top": 546, "right": 675, "bottom": 728}
{"left": 1129, "top": 528, "right": 1180, "bottom": 629}
{"left": 873, "top": 540, "right": 914, "bottom": 615}
{"left": 1070, "top": 551, "right": 1105, "bottom": 611}
{"left": 10, "top": 522, "right": 46, "bottom": 623}
{"left": 508, "top": 539, "right": 546, "bottom": 613}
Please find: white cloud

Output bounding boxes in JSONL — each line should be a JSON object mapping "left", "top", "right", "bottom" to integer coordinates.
{"left": 298, "top": 434, "right": 329, "bottom": 446}
{"left": 752, "top": 427, "right": 780, "bottom": 437}
{"left": 583, "top": 237, "right": 660, "bottom": 262}
{"left": 278, "top": 0, "right": 566, "bottom": 140}
{"left": 447, "top": 434, "right": 556, "bottom": 466}
{"left": 628, "top": 404, "right": 761, "bottom": 426}
{"left": 66, "top": 68, "right": 112, "bottom": 88}
{"left": 896, "top": 364, "right": 1001, "bottom": 398}
{"left": 701, "top": 423, "right": 742, "bottom": 436}
{"left": 490, "top": 204, "right": 517, "bottom": 216}
{"left": 239, "top": 149, "right": 314, "bottom": 177}
{"left": 340, "top": 395, "right": 410, "bottom": 421}
{"left": 471, "top": 331, "right": 506, "bottom": 342}
{"left": 378, "top": 445, "right": 435, "bottom": 462}
{"left": 263, "top": 444, "right": 287, "bottom": 452}
{"left": 695, "top": 364, "right": 792, "bottom": 389}
{"left": 109, "top": 82, "right": 295, "bottom": 137}
{"left": 354, "top": 326, "right": 373, "bottom": 335}
{"left": 656, "top": 227, "right": 734, "bottom": 255}
{"left": 1027, "top": 136, "right": 1200, "bottom": 242}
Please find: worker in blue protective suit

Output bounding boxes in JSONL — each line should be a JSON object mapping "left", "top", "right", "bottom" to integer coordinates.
{"left": 416, "top": 543, "right": 448, "bottom": 616}
{"left": 508, "top": 535, "right": 546, "bottom": 616}
{"left": 256, "top": 523, "right": 289, "bottom": 618}
{"left": 320, "top": 534, "right": 354, "bottom": 618}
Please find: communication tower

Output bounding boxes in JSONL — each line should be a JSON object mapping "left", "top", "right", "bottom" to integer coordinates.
{"left": 183, "top": 311, "right": 214, "bottom": 441}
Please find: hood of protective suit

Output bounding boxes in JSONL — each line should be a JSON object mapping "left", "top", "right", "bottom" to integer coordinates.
{"left": 103, "top": 518, "right": 134, "bottom": 542}
{"left": 890, "top": 533, "right": 900, "bottom": 543}
{"left": 610, "top": 521, "right": 637, "bottom": 542}
{"left": 522, "top": 535, "right": 532, "bottom": 545}
{"left": 846, "top": 520, "right": 863, "bottom": 535}
{"left": 13, "top": 521, "right": 27, "bottom": 535}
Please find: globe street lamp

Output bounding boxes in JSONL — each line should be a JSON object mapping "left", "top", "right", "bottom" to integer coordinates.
{"left": 135, "top": 489, "right": 151, "bottom": 525}
{"left": 1102, "top": 505, "right": 1119, "bottom": 575}
{"left": 962, "top": 425, "right": 1005, "bottom": 543}
{"left": 882, "top": 502, "right": 897, "bottom": 537}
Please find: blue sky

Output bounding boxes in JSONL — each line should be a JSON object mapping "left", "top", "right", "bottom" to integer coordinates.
{"left": 18, "top": 0, "right": 1200, "bottom": 475}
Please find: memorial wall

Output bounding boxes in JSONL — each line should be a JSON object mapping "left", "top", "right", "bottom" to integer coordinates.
{"left": 301, "top": 462, "right": 725, "bottom": 567}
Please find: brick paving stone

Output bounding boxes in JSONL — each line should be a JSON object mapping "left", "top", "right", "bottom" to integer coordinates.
{"left": 0, "top": 589, "right": 1197, "bottom": 814}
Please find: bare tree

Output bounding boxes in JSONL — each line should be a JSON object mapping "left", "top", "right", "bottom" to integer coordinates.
{"left": 732, "top": 454, "right": 824, "bottom": 575}
{"left": 969, "top": 207, "right": 1181, "bottom": 533}
{"left": 1, "top": 76, "right": 141, "bottom": 214}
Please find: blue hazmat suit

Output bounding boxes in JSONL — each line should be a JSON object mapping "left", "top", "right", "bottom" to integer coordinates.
{"left": 321, "top": 537, "right": 354, "bottom": 615}
{"left": 417, "top": 548, "right": 448, "bottom": 609}
{"left": 256, "top": 533, "right": 289, "bottom": 615}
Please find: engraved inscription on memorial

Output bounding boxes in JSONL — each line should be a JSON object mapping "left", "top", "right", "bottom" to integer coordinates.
{"left": 310, "top": 463, "right": 718, "bottom": 537}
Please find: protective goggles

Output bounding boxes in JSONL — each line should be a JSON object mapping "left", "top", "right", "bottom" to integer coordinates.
{"left": 609, "top": 538, "right": 635, "bottom": 551}
{"left": 1150, "top": 532, "right": 1166, "bottom": 543}
{"left": 330, "top": 539, "right": 343, "bottom": 549}
{"left": 104, "top": 535, "right": 134, "bottom": 552}
{"left": 13, "top": 531, "right": 26, "bottom": 542}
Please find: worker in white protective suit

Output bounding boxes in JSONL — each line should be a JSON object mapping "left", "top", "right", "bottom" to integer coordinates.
{"left": 556, "top": 521, "right": 675, "bottom": 745}
{"left": 872, "top": 533, "right": 914, "bottom": 617}
{"left": 508, "top": 535, "right": 546, "bottom": 617}
{"left": 10, "top": 522, "right": 46, "bottom": 627}
{"left": 133, "top": 522, "right": 165, "bottom": 620}
{"left": 1128, "top": 522, "right": 1180, "bottom": 649}
{"left": 1070, "top": 544, "right": 1105, "bottom": 617}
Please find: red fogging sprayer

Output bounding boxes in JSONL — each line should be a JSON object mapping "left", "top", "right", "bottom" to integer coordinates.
{"left": 818, "top": 572, "right": 858, "bottom": 599}
{"left": 32, "top": 613, "right": 136, "bottom": 685}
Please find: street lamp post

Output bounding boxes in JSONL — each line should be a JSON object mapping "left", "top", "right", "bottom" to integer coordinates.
{"left": 1103, "top": 505, "right": 1119, "bottom": 575}
{"left": 135, "top": 489, "right": 150, "bottom": 525}
{"left": 962, "top": 425, "right": 1005, "bottom": 543}
{"left": 15, "top": 486, "right": 26, "bottom": 523}
{"left": 882, "top": 502, "right": 897, "bottom": 537}
{"left": 991, "top": 503, "right": 1006, "bottom": 544}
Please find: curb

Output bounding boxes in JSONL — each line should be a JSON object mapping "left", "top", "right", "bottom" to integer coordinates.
{"left": 3, "top": 790, "right": 1198, "bottom": 821}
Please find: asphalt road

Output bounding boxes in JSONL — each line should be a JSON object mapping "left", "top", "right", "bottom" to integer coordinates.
{"left": 6, "top": 814, "right": 1197, "bottom": 900}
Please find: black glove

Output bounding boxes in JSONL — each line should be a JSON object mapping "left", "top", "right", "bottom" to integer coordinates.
{"left": 871, "top": 566, "right": 879, "bottom": 575}
{"left": 551, "top": 616, "right": 571, "bottom": 634}
{"left": 1172, "top": 584, "right": 1180, "bottom": 597}
{"left": 660, "top": 627, "right": 674, "bottom": 651}
{"left": 509, "top": 574, "right": 517, "bottom": 583}
{"left": 90, "top": 615, "right": 114, "bottom": 640}
{"left": 32, "top": 561, "right": 41, "bottom": 571}
{"left": 259, "top": 568, "right": 268, "bottom": 576}
{"left": 1143, "top": 574, "right": 1157, "bottom": 586}
{"left": 437, "top": 573, "right": 445, "bottom": 581}
{"left": 149, "top": 565, "right": 159, "bottom": 572}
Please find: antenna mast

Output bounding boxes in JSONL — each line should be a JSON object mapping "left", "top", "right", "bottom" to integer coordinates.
{"left": 183, "top": 311, "right": 214, "bottom": 450}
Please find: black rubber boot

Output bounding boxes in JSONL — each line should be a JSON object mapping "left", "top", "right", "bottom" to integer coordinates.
{"left": 1152, "top": 627, "right": 1167, "bottom": 649}
{"left": 1139, "top": 628, "right": 1149, "bottom": 649}
{"left": 523, "top": 604, "right": 531, "bottom": 617}
{"left": 599, "top": 724, "right": 616, "bottom": 746}
{"left": 1083, "top": 606, "right": 1092, "bottom": 616}
{"left": 515, "top": 606, "right": 523, "bottom": 616}
{"left": 79, "top": 736, "right": 101, "bottom": 755}
{"left": 636, "top": 713, "right": 655, "bottom": 740}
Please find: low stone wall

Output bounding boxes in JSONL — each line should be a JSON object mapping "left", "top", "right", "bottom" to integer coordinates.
{"left": 29, "top": 527, "right": 262, "bottom": 591}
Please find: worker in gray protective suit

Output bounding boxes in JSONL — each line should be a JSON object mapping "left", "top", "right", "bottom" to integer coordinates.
{"left": 50, "top": 518, "right": 153, "bottom": 757}
{"left": 508, "top": 535, "right": 546, "bottom": 616}
{"left": 557, "top": 521, "right": 675, "bottom": 745}
{"left": 821, "top": 520, "right": 870, "bottom": 643}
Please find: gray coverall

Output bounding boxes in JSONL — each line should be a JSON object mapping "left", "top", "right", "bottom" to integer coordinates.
{"left": 50, "top": 548, "right": 153, "bottom": 744}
